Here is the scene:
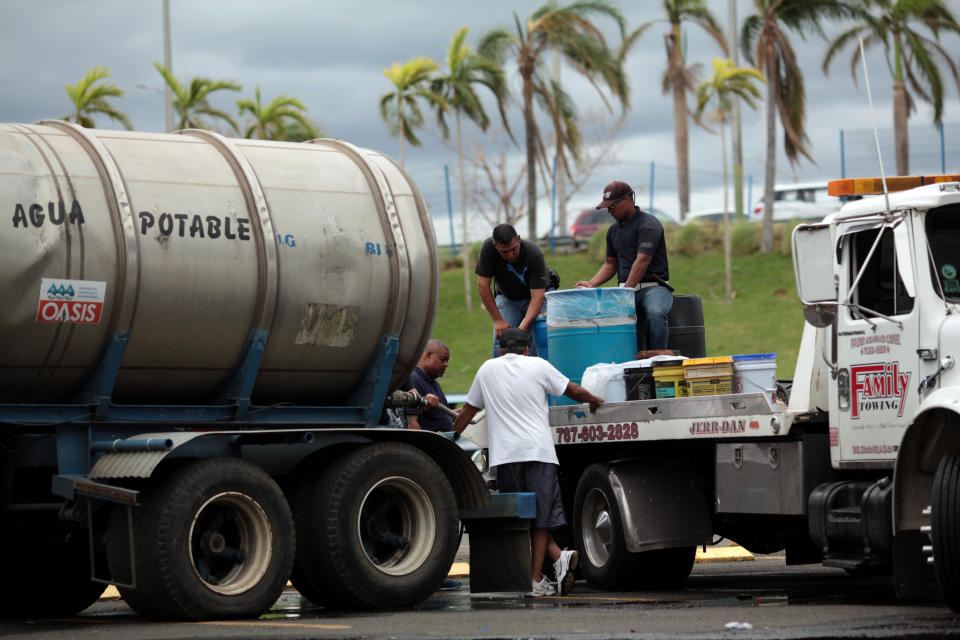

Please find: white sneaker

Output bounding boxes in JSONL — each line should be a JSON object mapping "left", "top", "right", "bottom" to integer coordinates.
{"left": 554, "top": 548, "right": 579, "bottom": 595}
{"left": 528, "top": 575, "right": 555, "bottom": 597}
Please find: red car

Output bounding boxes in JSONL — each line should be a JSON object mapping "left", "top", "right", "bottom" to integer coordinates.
{"left": 571, "top": 207, "right": 676, "bottom": 247}
{"left": 571, "top": 209, "right": 611, "bottom": 247}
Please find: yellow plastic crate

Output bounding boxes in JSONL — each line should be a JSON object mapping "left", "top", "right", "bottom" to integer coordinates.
{"left": 653, "top": 360, "right": 685, "bottom": 398}
{"left": 682, "top": 356, "right": 734, "bottom": 380}
{"left": 687, "top": 377, "right": 734, "bottom": 396}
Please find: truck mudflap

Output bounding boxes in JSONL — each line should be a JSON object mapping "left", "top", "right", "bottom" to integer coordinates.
{"left": 572, "top": 459, "right": 708, "bottom": 590}
{"left": 550, "top": 393, "right": 795, "bottom": 444}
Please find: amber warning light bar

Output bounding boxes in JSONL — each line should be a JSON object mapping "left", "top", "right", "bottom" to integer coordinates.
{"left": 828, "top": 174, "right": 960, "bottom": 197}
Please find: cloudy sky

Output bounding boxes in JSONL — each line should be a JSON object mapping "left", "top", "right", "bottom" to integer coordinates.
{"left": 2, "top": 0, "right": 959, "bottom": 242}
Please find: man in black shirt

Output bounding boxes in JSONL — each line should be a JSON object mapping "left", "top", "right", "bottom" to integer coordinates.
{"left": 475, "top": 224, "right": 547, "bottom": 357}
{"left": 575, "top": 181, "right": 672, "bottom": 351}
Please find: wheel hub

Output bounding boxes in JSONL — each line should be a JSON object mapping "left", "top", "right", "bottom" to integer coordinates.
{"left": 582, "top": 488, "right": 614, "bottom": 568}
{"left": 189, "top": 492, "right": 273, "bottom": 595}
{"left": 201, "top": 531, "right": 227, "bottom": 555}
{"left": 358, "top": 476, "right": 435, "bottom": 576}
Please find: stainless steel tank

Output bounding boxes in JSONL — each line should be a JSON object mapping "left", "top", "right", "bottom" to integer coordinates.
{"left": 0, "top": 121, "right": 438, "bottom": 404}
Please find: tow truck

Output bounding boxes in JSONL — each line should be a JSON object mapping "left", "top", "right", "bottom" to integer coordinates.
{"left": 547, "top": 174, "right": 960, "bottom": 611}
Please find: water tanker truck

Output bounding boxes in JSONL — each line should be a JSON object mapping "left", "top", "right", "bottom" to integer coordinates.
{"left": 545, "top": 174, "right": 960, "bottom": 612}
{"left": 0, "top": 121, "right": 489, "bottom": 620}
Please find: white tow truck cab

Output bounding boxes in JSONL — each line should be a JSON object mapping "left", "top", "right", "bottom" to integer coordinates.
{"left": 548, "top": 174, "right": 960, "bottom": 611}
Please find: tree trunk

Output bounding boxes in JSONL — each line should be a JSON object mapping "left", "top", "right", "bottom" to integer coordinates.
{"left": 456, "top": 112, "right": 472, "bottom": 312}
{"left": 722, "top": 122, "right": 732, "bottom": 302}
{"left": 523, "top": 70, "right": 538, "bottom": 242}
{"left": 668, "top": 32, "right": 690, "bottom": 221}
{"left": 893, "top": 79, "right": 909, "bottom": 176}
{"left": 760, "top": 53, "right": 777, "bottom": 254}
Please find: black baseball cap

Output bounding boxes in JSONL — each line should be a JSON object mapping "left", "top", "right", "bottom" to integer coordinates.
{"left": 596, "top": 180, "right": 634, "bottom": 209}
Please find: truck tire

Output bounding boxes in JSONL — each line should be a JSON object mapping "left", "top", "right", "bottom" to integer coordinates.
{"left": 293, "top": 442, "right": 458, "bottom": 609}
{"left": 573, "top": 464, "right": 641, "bottom": 589}
{"left": 574, "top": 465, "right": 696, "bottom": 590}
{"left": 107, "top": 458, "right": 294, "bottom": 620}
{"left": 0, "top": 521, "right": 105, "bottom": 618}
{"left": 932, "top": 452, "right": 960, "bottom": 612}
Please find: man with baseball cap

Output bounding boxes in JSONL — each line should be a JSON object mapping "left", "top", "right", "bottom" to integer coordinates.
{"left": 453, "top": 328, "right": 603, "bottom": 597}
{"left": 575, "top": 180, "right": 672, "bottom": 351}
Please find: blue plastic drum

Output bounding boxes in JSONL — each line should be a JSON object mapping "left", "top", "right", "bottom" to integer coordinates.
{"left": 545, "top": 288, "right": 637, "bottom": 405}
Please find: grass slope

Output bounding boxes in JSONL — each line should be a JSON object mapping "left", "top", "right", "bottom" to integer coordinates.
{"left": 431, "top": 248, "right": 806, "bottom": 394}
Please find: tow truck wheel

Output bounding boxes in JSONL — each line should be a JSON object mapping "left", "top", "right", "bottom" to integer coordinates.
{"left": 573, "top": 464, "right": 641, "bottom": 589}
{"left": 293, "top": 442, "right": 458, "bottom": 609}
{"left": 108, "top": 458, "right": 294, "bottom": 620}
{"left": 932, "top": 452, "right": 960, "bottom": 612}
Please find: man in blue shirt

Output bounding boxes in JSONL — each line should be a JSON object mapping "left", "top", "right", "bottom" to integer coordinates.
{"left": 405, "top": 339, "right": 454, "bottom": 432}
{"left": 403, "top": 339, "right": 462, "bottom": 591}
{"left": 575, "top": 180, "right": 672, "bottom": 351}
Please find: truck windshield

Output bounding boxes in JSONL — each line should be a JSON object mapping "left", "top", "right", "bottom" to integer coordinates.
{"left": 926, "top": 205, "right": 960, "bottom": 302}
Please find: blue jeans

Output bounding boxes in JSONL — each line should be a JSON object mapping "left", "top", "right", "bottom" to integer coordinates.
{"left": 492, "top": 294, "right": 538, "bottom": 357}
{"left": 634, "top": 286, "right": 673, "bottom": 351}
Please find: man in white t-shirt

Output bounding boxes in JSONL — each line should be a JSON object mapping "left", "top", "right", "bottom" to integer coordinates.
{"left": 452, "top": 328, "right": 603, "bottom": 597}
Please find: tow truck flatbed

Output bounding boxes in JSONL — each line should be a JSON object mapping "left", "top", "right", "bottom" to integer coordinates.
{"left": 549, "top": 393, "right": 800, "bottom": 445}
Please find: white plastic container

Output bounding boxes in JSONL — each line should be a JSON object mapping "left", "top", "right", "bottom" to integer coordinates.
{"left": 581, "top": 355, "right": 687, "bottom": 403}
{"left": 733, "top": 353, "right": 777, "bottom": 406}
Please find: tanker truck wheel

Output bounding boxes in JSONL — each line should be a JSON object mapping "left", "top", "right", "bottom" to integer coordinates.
{"left": 107, "top": 458, "right": 294, "bottom": 620}
{"left": 932, "top": 452, "right": 960, "bottom": 612}
{"left": 292, "top": 442, "right": 458, "bottom": 609}
{"left": 573, "top": 464, "right": 641, "bottom": 589}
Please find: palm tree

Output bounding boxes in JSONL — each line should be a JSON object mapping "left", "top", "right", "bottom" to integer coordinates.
{"left": 237, "top": 87, "right": 319, "bottom": 140}
{"left": 822, "top": 0, "right": 960, "bottom": 176}
{"left": 479, "top": 1, "right": 629, "bottom": 241}
{"left": 63, "top": 66, "right": 132, "bottom": 130}
{"left": 379, "top": 57, "right": 446, "bottom": 168}
{"left": 695, "top": 58, "right": 764, "bottom": 302}
{"left": 277, "top": 118, "right": 325, "bottom": 143}
{"left": 742, "top": 1, "right": 861, "bottom": 253}
{"left": 153, "top": 62, "right": 241, "bottom": 132}
{"left": 431, "top": 27, "right": 512, "bottom": 312}
{"left": 653, "top": 0, "right": 729, "bottom": 221}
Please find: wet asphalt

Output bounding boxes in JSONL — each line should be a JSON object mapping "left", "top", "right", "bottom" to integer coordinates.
{"left": 2, "top": 541, "right": 958, "bottom": 640}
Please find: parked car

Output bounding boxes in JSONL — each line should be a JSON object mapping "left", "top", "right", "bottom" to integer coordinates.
{"left": 571, "top": 207, "right": 675, "bottom": 247}
{"left": 684, "top": 208, "right": 734, "bottom": 224}
{"left": 752, "top": 181, "right": 840, "bottom": 221}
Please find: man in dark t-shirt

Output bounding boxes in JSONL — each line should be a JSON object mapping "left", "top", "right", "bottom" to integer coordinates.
{"left": 405, "top": 339, "right": 454, "bottom": 432}
{"left": 575, "top": 180, "right": 673, "bottom": 351}
{"left": 475, "top": 224, "right": 547, "bottom": 357}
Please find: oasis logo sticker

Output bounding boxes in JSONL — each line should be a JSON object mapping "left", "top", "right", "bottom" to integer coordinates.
{"left": 850, "top": 362, "right": 911, "bottom": 419}
{"left": 36, "top": 278, "right": 106, "bottom": 324}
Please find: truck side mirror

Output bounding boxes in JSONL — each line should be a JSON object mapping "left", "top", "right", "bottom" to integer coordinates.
{"left": 792, "top": 223, "right": 838, "bottom": 328}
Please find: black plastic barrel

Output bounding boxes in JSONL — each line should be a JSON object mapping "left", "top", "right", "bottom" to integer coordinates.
{"left": 667, "top": 294, "right": 706, "bottom": 358}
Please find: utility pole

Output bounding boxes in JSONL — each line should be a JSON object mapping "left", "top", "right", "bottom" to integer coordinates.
{"left": 163, "top": 0, "right": 174, "bottom": 132}
{"left": 729, "top": 0, "right": 744, "bottom": 221}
